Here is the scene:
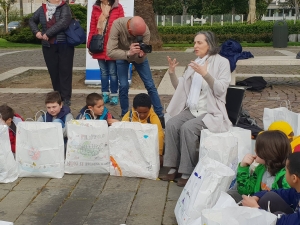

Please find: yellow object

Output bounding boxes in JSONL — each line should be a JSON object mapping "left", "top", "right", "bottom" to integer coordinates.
{"left": 291, "top": 136, "right": 300, "bottom": 153}
{"left": 122, "top": 107, "right": 164, "bottom": 155}
{"left": 268, "top": 121, "right": 293, "bottom": 138}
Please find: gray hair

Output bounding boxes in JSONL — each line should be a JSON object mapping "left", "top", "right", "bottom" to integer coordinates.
{"left": 195, "top": 31, "right": 219, "bottom": 55}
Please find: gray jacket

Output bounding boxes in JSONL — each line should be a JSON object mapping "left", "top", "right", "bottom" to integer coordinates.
{"left": 29, "top": 2, "right": 72, "bottom": 47}
{"left": 166, "top": 54, "right": 232, "bottom": 132}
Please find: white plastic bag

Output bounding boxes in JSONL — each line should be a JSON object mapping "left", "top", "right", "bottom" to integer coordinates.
{"left": 0, "top": 125, "right": 18, "bottom": 183}
{"left": 16, "top": 122, "right": 64, "bottom": 178}
{"left": 200, "top": 127, "right": 252, "bottom": 163}
{"left": 108, "top": 122, "right": 159, "bottom": 180}
{"left": 263, "top": 106, "right": 300, "bottom": 135}
{"left": 174, "top": 156, "right": 235, "bottom": 225}
{"left": 65, "top": 120, "right": 109, "bottom": 174}
{"left": 201, "top": 206, "right": 277, "bottom": 225}
{"left": 199, "top": 135, "right": 238, "bottom": 171}
{"left": 0, "top": 221, "right": 14, "bottom": 225}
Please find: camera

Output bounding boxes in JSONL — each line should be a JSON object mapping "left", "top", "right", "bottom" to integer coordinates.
{"left": 136, "top": 36, "right": 152, "bottom": 53}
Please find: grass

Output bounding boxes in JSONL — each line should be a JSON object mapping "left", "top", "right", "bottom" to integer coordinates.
{"left": 0, "top": 38, "right": 87, "bottom": 48}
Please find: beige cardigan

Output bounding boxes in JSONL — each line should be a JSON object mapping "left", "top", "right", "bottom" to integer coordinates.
{"left": 166, "top": 54, "right": 232, "bottom": 132}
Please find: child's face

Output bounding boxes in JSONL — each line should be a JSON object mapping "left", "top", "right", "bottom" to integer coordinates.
{"left": 88, "top": 100, "right": 104, "bottom": 117}
{"left": 4, "top": 118, "right": 12, "bottom": 126}
{"left": 134, "top": 106, "right": 150, "bottom": 121}
{"left": 254, "top": 150, "right": 265, "bottom": 165}
{"left": 46, "top": 102, "right": 62, "bottom": 117}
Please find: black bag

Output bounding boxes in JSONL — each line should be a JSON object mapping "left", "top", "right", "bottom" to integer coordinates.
{"left": 65, "top": 19, "right": 86, "bottom": 46}
{"left": 88, "top": 15, "right": 110, "bottom": 54}
{"left": 89, "top": 34, "right": 105, "bottom": 53}
{"left": 236, "top": 76, "right": 267, "bottom": 92}
{"left": 236, "top": 108, "right": 263, "bottom": 138}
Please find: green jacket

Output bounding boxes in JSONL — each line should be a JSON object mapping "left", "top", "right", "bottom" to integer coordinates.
{"left": 237, "top": 163, "right": 290, "bottom": 195}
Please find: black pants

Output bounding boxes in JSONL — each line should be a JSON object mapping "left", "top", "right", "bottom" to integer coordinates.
{"left": 258, "top": 191, "right": 294, "bottom": 215}
{"left": 42, "top": 44, "right": 75, "bottom": 101}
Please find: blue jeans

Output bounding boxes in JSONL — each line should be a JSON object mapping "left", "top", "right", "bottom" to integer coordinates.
{"left": 97, "top": 60, "right": 118, "bottom": 94}
{"left": 116, "top": 59, "right": 163, "bottom": 117}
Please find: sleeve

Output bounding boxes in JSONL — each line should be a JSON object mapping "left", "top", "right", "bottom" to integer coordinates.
{"left": 87, "top": 8, "right": 98, "bottom": 48}
{"left": 107, "top": 20, "right": 128, "bottom": 60}
{"left": 121, "top": 111, "right": 130, "bottom": 121}
{"left": 202, "top": 57, "right": 231, "bottom": 100}
{"left": 237, "top": 163, "right": 258, "bottom": 195}
{"left": 276, "top": 213, "right": 300, "bottom": 225}
{"left": 46, "top": 4, "right": 72, "bottom": 37}
{"left": 29, "top": 6, "right": 43, "bottom": 35}
{"left": 63, "top": 113, "right": 74, "bottom": 137}
{"left": 150, "top": 113, "right": 164, "bottom": 155}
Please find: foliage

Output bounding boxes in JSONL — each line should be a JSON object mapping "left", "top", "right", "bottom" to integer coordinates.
{"left": 2, "top": 4, "right": 87, "bottom": 43}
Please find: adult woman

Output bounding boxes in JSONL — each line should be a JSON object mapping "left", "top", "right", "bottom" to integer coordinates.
{"left": 161, "top": 31, "right": 232, "bottom": 187}
{"left": 29, "top": 0, "right": 74, "bottom": 106}
{"left": 87, "top": 0, "right": 124, "bottom": 105}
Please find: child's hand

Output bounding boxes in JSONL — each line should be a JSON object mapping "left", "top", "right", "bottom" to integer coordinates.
{"left": 240, "top": 154, "right": 256, "bottom": 167}
{"left": 107, "top": 118, "right": 119, "bottom": 126}
{"left": 241, "top": 195, "right": 259, "bottom": 208}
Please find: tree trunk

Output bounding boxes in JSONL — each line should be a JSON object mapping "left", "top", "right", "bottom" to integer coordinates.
{"left": 295, "top": 0, "right": 299, "bottom": 20}
{"left": 19, "top": 0, "right": 23, "bottom": 17}
{"left": 247, "top": 0, "right": 256, "bottom": 24}
{"left": 134, "top": 0, "right": 162, "bottom": 50}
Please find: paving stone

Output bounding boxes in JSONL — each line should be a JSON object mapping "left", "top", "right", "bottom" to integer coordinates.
{"left": 0, "top": 178, "right": 22, "bottom": 190}
{"left": 46, "top": 174, "right": 82, "bottom": 188}
{"left": 103, "top": 176, "right": 140, "bottom": 191}
{"left": 13, "top": 178, "right": 49, "bottom": 191}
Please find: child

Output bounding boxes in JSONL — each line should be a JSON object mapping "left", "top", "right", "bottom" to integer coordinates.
{"left": 37, "top": 91, "right": 73, "bottom": 137}
{"left": 0, "top": 104, "right": 24, "bottom": 154}
{"left": 268, "top": 120, "right": 300, "bottom": 153}
{"left": 242, "top": 152, "right": 300, "bottom": 225}
{"left": 77, "top": 93, "right": 118, "bottom": 125}
{"left": 237, "top": 130, "right": 291, "bottom": 195}
{"left": 122, "top": 93, "right": 164, "bottom": 165}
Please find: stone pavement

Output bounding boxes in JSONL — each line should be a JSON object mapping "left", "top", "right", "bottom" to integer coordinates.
{"left": 1, "top": 47, "right": 300, "bottom": 225}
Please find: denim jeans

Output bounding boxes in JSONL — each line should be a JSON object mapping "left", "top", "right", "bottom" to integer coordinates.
{"left": 116, "top": 58, "right": 163, "bottom": 117}
{"left": 97, "top": 60, "right": 118, "bottom": 94}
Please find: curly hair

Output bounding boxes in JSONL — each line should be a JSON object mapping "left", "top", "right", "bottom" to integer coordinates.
{"left": 255, "top": 130, "right": 292, "bottom": 176}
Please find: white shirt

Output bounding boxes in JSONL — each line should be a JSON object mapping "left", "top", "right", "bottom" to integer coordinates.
{"left": 190, "top": 78, "right": 208, "bottom": 117}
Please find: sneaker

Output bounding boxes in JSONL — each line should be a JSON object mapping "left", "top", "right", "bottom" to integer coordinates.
{"left": 103, "top": 93, "right": 110, "bottom": 104}
{"left": 110, "top": 96, "right": 119, "bottom": 105}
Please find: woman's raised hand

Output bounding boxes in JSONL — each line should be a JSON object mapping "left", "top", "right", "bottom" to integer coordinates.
{"left": 167, "top": 56, "right": 179, "bottom": 74}
{"left": 189, "top": 61, "right": 208, "bottom": 76}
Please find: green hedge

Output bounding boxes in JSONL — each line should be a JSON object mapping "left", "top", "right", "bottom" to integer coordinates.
{"left": 2, "top": 4, "right": 87, "bottom": 43}
{"left": 159, "top": 21, "right": 300, "bottom": 43}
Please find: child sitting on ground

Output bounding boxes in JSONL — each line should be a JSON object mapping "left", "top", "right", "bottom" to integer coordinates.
{"left": 37, "top": 91, "right": 73, "bottom": 137}
{"left": 237, "top": 130, "right": 291, "bottom": 195}
{"left": 76, "top": 93, "right": 118, "bottom": 125}
{"left": 122, "top": 93, "right": 164, "bottom": 165}
{"left": 0, "top": 104, "right": 24, "bottom": 154}
{"left": 268, "top": 120, "right": 300, "bottom": 153}
{"left": 242, "top": 152, "right": 300, "bottom": 225}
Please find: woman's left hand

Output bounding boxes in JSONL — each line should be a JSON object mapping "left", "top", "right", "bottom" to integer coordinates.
{"left": 189, "top": 61, "right": 208, "bottom": 76}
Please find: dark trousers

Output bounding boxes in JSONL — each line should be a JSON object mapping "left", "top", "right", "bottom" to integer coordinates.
{"left": 258, "top": 191, "right": 294, "bottom": 215}
{"left": 42, "top": 44, "right": 75, "bottom": 101}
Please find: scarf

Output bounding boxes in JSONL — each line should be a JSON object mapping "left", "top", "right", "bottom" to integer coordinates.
{"left": 186, "top": 55, "right": 208, "bottom": 110}
{"left": 97, "top": 2, "right": 111, "bottom": 34}
{"left": 46, "top": 1, "right": 61, "bottom": 21}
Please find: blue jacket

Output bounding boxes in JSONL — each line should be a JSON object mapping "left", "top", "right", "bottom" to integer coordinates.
{"left": 254, "top": 188, "right": 300, "bottom": 225}
{"left": 76, "top": 106, "right": 112, "bottom": 120}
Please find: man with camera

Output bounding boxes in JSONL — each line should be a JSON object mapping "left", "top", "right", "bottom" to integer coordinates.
{"left": 107, "top": 16, "right": 164, "bottom": 123}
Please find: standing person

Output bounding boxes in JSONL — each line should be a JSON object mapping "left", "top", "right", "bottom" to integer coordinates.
{"left": 87, "top": 0, "right": 124, "bottom": 105}
{"left": 106, "top": 16, "right": 164, "bottom": 122}
{"left": 160, "top": 31, "right": 232, "bottom": 187}
{"left": 29, "top": 0, "right": 74, "bottom": 106}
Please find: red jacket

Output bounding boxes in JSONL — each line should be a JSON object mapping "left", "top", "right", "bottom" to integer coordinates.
{"left": 87, "top": 1, "right": 124, "bottom": 60}
{"left": 9, "top": 113, "right": 24, "bottom": 153}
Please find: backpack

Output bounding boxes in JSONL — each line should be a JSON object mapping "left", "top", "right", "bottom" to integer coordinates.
{"left": 236, "top": 76, "right": 267, "bottom": 92}
{"left": 236, "top": 108, "right": 263, "bottom": 138}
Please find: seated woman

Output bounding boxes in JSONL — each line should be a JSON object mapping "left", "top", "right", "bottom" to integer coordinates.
{"left": 160, "top": 31, "right": 232, "bottom": 187}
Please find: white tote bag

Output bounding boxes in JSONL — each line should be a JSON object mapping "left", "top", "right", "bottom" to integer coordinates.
{"left": 200, "top": 127, "right": 252, "bottom": 163}
{"left": 0, "top": 125, "right": 18, "bottom": 183}
{"left": 174, "top": 156, "right": 235, "bottom": 225}
{"left": 199, "top": 135, "right": 238, "bottom": 171}
{"left": 263, "top": 106, "right": 300, "bottom": 135}
{"left": 16, "top": 122, "right": 64, "bottom": 178}
{"left": 65, "top": 120, "right": 109, "bottom": 174}
{"left": 201, "top": 206, "right": 277, "bottom": 225}
{"left": 108, "top": 122, "right": 159, "bottom": 180}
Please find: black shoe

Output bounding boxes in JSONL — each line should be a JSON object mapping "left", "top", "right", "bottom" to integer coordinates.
{"left": 159, "top": 115, "right": 165, "bottom": 129}
{"left": 63, "top": 99, "right": 71, "bottom": 106}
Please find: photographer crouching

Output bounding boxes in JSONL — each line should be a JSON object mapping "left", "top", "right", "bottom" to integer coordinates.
{"left": 107, "top": 16, "right": 164, "bottom": 125}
